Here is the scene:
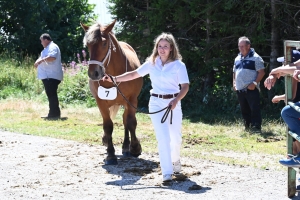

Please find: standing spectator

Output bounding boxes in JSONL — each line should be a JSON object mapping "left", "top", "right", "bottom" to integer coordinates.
{"left": 34, "top": 33, "right": 63, "bottom": 119}
{"left": 233, "top": 36, "right": 265, "bottom": 132}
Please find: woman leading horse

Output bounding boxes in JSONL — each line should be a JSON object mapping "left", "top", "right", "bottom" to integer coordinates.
{"left": 103, "top": 32, "right": 190, "bottom": 182}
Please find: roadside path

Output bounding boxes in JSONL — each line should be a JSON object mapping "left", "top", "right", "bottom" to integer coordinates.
{"left": 0, "top": 131, "right": 298, "bottom": 200}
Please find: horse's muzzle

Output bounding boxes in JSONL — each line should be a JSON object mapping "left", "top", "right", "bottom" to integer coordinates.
{"left": 88, "top": 64, "right": 105, "bottom": 81}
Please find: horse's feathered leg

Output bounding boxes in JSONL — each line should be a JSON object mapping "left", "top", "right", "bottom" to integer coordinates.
{"left": 122, "top": 108, "right": 131, "bottom": 157}
{"left": 126, "top": 97, "right": 142, "bottom": 157}
{"left": 95, "top": 98, "right": 117, "bottom": 165}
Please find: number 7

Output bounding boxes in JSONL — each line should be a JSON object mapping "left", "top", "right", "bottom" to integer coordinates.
{"left": 105, "top": 91, "right": 109, "bottom": 97}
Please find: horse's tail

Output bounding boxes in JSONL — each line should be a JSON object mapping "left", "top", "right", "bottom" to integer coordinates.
{"left": 109, "top": 105, "right": 120, "bottom": 120}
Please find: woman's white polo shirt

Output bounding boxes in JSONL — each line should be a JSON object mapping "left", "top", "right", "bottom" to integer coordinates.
{"left": 136, "top": 57, "right": 189, "bottom": 95}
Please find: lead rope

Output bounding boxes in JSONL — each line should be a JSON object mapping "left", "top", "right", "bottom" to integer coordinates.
{"left": 107, "top": 74, "right": 173, "bottom": 124}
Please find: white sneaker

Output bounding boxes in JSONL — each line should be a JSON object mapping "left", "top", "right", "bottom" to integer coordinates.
{"left": 173, "top": 160, "right": 181, "bottom": 173}
{"left": 163, "top": 174, "right": 172, "bottom": 182}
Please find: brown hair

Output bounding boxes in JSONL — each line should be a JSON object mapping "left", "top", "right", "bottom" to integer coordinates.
{"left": 147, "top": 32, "right": 182, "bottom": 64}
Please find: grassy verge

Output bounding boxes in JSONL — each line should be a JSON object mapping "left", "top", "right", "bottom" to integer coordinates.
{"left": 0, "top": 98, "right": 287, "bottom": 170}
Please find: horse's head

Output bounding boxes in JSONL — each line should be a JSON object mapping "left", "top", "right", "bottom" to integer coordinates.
{"left": 81, "top": 20, "right": 116, "bottom": 80}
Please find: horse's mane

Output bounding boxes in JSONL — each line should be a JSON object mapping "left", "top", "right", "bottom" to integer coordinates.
{"left": 83, "top": 23, "right": 115, "bottom": 47}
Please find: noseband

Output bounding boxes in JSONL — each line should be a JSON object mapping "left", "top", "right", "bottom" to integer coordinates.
{"left": 88, "top": 34, "right": 116, "bottom": 68}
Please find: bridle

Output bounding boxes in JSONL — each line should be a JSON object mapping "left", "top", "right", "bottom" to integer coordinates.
{"left": 87, "top": 33, "right": 127, "bottom": 86}
{"left": 88, "top": 34, "right": 116, "bottom": 69}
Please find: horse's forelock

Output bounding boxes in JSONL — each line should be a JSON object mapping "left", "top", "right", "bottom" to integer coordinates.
{"left": 83, "top": 23, "right": 103, "bottom": 46}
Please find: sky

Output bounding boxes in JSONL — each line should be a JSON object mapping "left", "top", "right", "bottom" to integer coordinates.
{"left": 88, "top": 0, "right": 114, "bottom": 25}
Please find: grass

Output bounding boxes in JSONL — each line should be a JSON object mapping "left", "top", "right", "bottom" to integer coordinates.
{"left": 0, "top": 98, "right": 288, "bottom": 171}
{"left": 0, "top": 54, "right": 289, "bottom": 171}
{"left": 0, "top": 53, "right": 96, "bottom": 108}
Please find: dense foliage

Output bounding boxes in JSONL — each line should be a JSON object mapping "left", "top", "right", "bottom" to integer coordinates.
{"left": 0, "top": 0, "right": 96, "bottom": 62}
{"left": 1, "top": 0, "right": 300, "bottom": 116}
{"left": 108, "top": 0, "right": 300, "bottom": 114}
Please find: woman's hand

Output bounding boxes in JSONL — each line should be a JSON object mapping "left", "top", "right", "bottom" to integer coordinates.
{"left": 168, "top": 98, "right": 179, "bottom": 110}
{"left": 102, "top": 74, "right": 113, "bottom": 82}
{"left": 168, "top": 84, "right": 189, "bottom": 110}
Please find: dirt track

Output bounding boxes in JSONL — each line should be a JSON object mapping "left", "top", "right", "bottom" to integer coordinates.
{"left": 1, "top": 130, "right": 300, "bottom": 200}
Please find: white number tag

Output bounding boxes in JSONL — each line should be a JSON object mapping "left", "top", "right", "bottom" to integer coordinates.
{"left": 97, "top": 86, "right": 117, "bottom": 100}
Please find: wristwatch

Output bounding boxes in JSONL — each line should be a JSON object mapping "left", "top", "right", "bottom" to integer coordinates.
{"left": 253, "top": 81, "right": 257, "bottom": 86}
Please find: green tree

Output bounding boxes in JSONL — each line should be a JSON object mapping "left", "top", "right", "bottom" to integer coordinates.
{"left": 109, "top": 0, "right": 300, "bottom": 113}
{"left": 0, "top": 0, "right": 96, "bottom": 62}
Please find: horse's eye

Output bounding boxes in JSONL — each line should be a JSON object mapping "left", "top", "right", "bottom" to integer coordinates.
{"left": 103, "top": 42, "right": 107, "bottom": 47}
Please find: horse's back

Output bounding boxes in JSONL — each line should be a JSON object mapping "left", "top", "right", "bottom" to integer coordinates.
{"left": 119, "top": 41, "right": 140, "bottom": 70}
{"left": 118, "top": 41, "right": 143, "bottom": 100}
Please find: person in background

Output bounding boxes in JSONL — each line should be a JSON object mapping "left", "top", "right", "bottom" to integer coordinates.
{"left": 269, "top": 50, "right": 300, "bottom": 157}
{"left": 264, "top": 52, "right": 300, "bottom": 167}
{"left": 102, "top": 32, "right": 189, "bottom": 182}
{"left": 233, "top": 36, "right": 265, "bottom": 132}
{"left": 34, "top": 33, "right": 63, "bottom": 119}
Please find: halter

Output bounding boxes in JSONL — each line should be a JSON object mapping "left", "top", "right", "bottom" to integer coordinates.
{"left": 88, "top": 33, "right": 127, "bottom": 86}
{"left": 88, "top": 34, "right": 116, "bottom": 68}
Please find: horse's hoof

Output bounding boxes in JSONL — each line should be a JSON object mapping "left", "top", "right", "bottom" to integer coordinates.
{"left": 122, "top": 152, "right": 132, "bottom": 157}
{"left": 130, "top": 153, "right": 141, "bottom": 158}
{"left": 104, "top": 159, "right": 118, "bottom": 165}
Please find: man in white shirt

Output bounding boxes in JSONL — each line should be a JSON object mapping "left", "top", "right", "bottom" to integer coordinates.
{"left": 34, "top": 33, "right": 63, "bottom": 119}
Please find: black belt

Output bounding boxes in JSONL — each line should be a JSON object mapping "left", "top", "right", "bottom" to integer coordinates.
{"left": 151, "top": 93, "right": 179, "bottom": 99}
{"left": 237, "top": 88, "right": 248, "bottom": 93}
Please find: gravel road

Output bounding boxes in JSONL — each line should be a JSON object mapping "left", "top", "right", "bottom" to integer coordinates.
{"left": 1, "top": 130, "right": 300, "bottom": 200}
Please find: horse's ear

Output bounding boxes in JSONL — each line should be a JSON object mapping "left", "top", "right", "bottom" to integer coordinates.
{"left": 80, "top": 22, "right": 89, "bottom": 32}
{"left": 103, "top": 19, "right": 117, "bottom": 35}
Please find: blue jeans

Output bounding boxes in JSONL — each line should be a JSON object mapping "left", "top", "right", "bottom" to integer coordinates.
{"left": 281, "top": 102, "right": 300, "bottom": 135}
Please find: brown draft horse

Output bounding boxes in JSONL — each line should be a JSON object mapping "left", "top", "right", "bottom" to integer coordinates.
{"left": 81, "top": 20, "right": 143, "bottom": 165}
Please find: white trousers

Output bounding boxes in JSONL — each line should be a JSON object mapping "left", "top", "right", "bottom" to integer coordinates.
{"left": 149, "top": 96, "right": 182, "bottom": 175}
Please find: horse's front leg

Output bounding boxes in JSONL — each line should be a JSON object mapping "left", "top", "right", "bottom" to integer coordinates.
{"left": 90, "top": 81, "right": 117, "bottom": 165}
{"left": 98, "top": 103, "right": 117, "bottom": 165}
{"left": 103, "top": 117, "right": 117, "bottom": 164}
{"left": 126, "top": 99, "right": 142, "bottom": 157}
